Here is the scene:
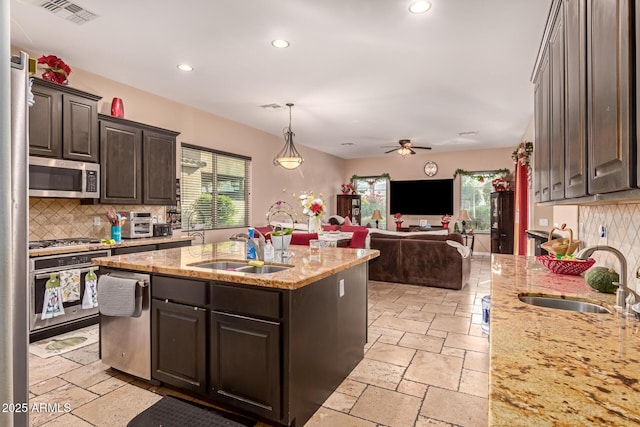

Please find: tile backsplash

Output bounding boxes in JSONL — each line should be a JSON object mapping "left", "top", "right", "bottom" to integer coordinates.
{"left": 580, "top": 203, "right": 640, "bottom": 293}
{"left": 29, "top": 198, "right": 165, "bottom": 241}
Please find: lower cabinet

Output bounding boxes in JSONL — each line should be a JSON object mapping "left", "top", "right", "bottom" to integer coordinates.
{"left": 209, "top": 311, "right": 281, "bottom": 421}
{"left": 151, "top": 299, "right": 207, "bottom": 393}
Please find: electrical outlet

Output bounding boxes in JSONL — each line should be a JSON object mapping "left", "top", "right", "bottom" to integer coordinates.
{"left": 93, "top": 216, "right": 101, "bottom": 226}
{"left": 339, "top": 279, "right": 345, "bottom": 297}
{"left": 599, "top": 224, "right": 607, "bottom": 238}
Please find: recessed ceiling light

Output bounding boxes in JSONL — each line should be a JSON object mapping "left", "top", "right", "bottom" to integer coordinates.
{"left": 409, "top": 1, "right": 432, "bottom": 14}
{"left": 177, "top": 64, "right": 193, "bottom": 72}
{"left": 459, "top": 131, "right": 478, "bottom": 137}
{"left": 271, "top": 39, "right": 290, "bottom": 48}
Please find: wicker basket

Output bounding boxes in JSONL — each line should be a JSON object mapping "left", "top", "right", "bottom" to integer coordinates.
{"left": 536, "top": 255, "right": 596, "bottom": 275}
{"left": 540, "top": 224, "right": 581, "bottom": 256}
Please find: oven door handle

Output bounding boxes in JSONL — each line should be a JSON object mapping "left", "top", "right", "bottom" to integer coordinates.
{"left": 34, "top": 266, "right": 100, "bottom": 280}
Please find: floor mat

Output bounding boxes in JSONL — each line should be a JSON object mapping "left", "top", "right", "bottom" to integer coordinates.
{"left": 29, "top": 325, "right": 99, "bottom": 358}
{"left": 127, "top": 395, "right": 256, "bottom": 427}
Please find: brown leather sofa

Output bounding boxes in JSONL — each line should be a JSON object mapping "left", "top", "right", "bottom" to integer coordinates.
{"left": 368, "top": 231, "right": 471, "bottom": 290}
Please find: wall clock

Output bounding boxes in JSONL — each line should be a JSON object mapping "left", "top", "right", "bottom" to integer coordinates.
{"left": 424, "top": 161, "right": 438, "bottom": 177}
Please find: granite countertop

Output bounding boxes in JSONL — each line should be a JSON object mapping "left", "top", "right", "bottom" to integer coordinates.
{"left": 29, "top": 236, "right": 195, "bottom": 257}
{"left": 490, "top": 255, "right": 640, "bottom": 426}
{"left": 91, "top": 241, "right": 379, "bottom": 290}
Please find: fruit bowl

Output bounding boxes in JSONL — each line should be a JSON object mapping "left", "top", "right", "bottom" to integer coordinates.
{"left": 536, "top": 255, "right": 596, "bottom": 275}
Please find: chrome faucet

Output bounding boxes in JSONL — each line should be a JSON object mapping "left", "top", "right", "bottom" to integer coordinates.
{"left": 575, "top": 245, "right": 635, "bottom": 310}
{"left": 229, "top": 230, "right": 265, "bottom": 261}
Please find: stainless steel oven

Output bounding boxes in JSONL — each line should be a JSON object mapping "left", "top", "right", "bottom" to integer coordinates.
{"left": 29, "top": 245, "right": 110, "bottom": 337}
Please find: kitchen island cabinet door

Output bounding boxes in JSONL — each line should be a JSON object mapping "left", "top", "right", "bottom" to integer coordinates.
{"left": 209, "top": 311, "right": 281, "bottom": 421}
{"left": 100, "top": 120, "right": 142, "bottom": 204}
{"left": 152, "top": 299, "right": 207, "bottom": 393}
{"left": 142, "top": 130, "right": 176, "bottom": 205}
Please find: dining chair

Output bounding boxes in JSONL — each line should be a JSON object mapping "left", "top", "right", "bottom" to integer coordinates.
{"left": 290, "top": 232, "right": 318, "bottom": 246}
{"left": 349, "top": 229, "right": 369, "bottom": 249}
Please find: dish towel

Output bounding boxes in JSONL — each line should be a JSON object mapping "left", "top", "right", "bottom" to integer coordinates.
{"left": 446, "top": 240, "right": 471, "bottom": 258}
{"left": 60, "top": 269, "right": 81, "bottom": 302}
{"left": 97, "top": 275, "right": 143, "bottom": 317}
{"left": 82, "top": 272, "right": 98, "bottom": 309}
{"left": 41, "top": 286, "right": 65, "bottom": 319}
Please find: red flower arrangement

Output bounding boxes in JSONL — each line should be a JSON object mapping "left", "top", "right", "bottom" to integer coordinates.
{"left": 340, "top": 183, "right": 355, "bottom": 194}
{"left": 38, "top": 55, "right": 71, "bottom": 85}
{"left": 393, "top": 213, "right": 403, "bottom": 230}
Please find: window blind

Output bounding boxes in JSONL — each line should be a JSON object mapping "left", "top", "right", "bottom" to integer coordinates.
{"left": 181, "top": 144, "right": 251, "bottom": 230}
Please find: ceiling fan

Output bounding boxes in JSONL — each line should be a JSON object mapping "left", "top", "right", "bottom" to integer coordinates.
{"left": 383, "top": 139, "right": 432, "bottom": 155}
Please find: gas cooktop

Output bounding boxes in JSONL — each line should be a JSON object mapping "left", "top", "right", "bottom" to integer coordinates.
{"left": 29, "top": 238, "right": 101, "bottom": 250}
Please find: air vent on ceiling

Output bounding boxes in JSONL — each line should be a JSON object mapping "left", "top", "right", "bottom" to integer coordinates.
{"left": 260, "top": 104, "right": 283, "bottom": 111}
{"left": 34, "top": 0, "right": 99, "bottom": 24}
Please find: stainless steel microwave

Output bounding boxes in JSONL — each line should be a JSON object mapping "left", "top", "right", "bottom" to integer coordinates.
{"left": 29, "top": 156, "right": 100, "bottom": 198}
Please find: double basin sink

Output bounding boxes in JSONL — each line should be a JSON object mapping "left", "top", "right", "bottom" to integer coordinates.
{"left": 191, "top": 260, "right": 291, "bottom": 274}
{"left": 519, "top": 294, "right": 611, "bottom": 314}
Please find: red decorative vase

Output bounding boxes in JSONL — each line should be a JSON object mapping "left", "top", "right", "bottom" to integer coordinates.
{"left": 441, "top": 221, "right": 449, "bottom": 228}
{"left": 395, "top": 221, "right": 403, "bottom": 231}
{"left": 111, "top": 97, "right": 124, "bottom": 118}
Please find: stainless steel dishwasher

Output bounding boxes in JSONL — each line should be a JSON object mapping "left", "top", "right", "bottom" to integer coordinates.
{"left": 100, "top": 271, "right": 151, "bottom": 380}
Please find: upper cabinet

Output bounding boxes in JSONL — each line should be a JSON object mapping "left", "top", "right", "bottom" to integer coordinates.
{"left": 99, "top": 115, "right": 178, "bottom": 205}
{"left": 533, "top": 0, "right": 637, "bottom": 203}
{"left": 587, "top": 0, "right": 634, "bottom": 194}
{"left": 29, "top": 78, "right": 101, "bottom": 163}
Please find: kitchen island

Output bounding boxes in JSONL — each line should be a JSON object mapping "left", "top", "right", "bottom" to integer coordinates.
{"left": 93, "top": 242, "right": 379, "bottom": 426}
{"left": 490, "top": 255, "right": 640, "bottom": 426}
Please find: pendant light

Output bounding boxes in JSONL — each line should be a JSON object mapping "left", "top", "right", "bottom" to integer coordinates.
{"left": 274, "top": 103, "right": 304, "bottom": 170}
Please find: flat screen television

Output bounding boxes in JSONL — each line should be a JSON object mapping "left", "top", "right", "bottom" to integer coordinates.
{"left": 390, "top": 179, "right": 454, "bottom": 215}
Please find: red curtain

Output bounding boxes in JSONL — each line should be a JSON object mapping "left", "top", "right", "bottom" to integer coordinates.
{"left": 513, "top": 155, "right": 529, "bottom": 255}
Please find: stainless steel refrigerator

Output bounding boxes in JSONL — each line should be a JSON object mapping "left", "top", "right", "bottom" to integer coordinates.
{"left": 1, "top": 42, "right": 30, "bottom": 426}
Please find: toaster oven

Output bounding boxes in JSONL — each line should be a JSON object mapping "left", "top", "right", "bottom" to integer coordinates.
{"left": 121, "top": 211, "right": 153, "bottom": 239}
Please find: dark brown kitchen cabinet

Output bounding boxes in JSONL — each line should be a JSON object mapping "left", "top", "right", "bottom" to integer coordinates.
{"left": 99, "top": 114, "right": 178, "bottom": 205}
{"left": 99, "top": 119, "right": 141, "bottom": 204}
{"left": 564, "top": 0, "right": 588, "bottom": 198}
{"left": 152, "top": 299, "right": 207, "bottom": 393}
{"left": 534, "top": 52, "right": 550, "bottom": 203}
{"left": 490, "top": 191, "right": 514, "bottom": 254}
{"left": 548, "top": 4, "right": 565, "bottom": 201}
{"left": 337, "top": 194, "right": 361, "bottom": 224}
{"left": 29, "top": 78, "right": 100, "bottom": 162}
{"left": 142, "top": 130, "right": 177, "bottom": 204}
{"left": 587, "top": 0, "right": 634, "bottom": 194}
{"left": 209, "top": 311, "right": 281, "bottom": 421}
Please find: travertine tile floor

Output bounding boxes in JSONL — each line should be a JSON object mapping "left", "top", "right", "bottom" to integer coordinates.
{"left": 28, "top": 254, "right": 491, "bottom": 427}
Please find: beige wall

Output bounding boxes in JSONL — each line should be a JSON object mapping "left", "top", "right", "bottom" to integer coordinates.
{"left": 345, "top": 147, "right": 515, "bottom": 254}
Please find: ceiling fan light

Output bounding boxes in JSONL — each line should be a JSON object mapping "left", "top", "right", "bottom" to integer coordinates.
{"left": 274, "top": 103, "right": 304, "bottom": 170}
{"left": 398, "top": 147, "right": 412, "bottom": 156}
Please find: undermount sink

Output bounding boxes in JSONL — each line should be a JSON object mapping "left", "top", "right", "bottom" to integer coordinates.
{"left": 518, "top": 294, "right": 612, "bottom": 314}
{"left": 235, "top": 265, "right": 291, "bottom": 274}
{"left": 192, "top": 261, "right": 250, "bottom": 271}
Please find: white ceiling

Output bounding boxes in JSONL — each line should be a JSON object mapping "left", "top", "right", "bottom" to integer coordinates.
{"left": 11, "top": 0, "right": 551, "bottom": 159}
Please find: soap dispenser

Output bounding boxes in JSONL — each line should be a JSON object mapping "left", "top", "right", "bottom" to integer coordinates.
{"left": 246, "top": 228, "right": 257, "bottom": 260}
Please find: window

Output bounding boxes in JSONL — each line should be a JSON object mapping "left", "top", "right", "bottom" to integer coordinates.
{"left": 181, "top": 144, "right": 251, "bottom": 230}
{"left": 459, "top": 171, "right": 503, "bottom": 232}
{"left": 352, "top": 176, "right": 389, "bottom": 229}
